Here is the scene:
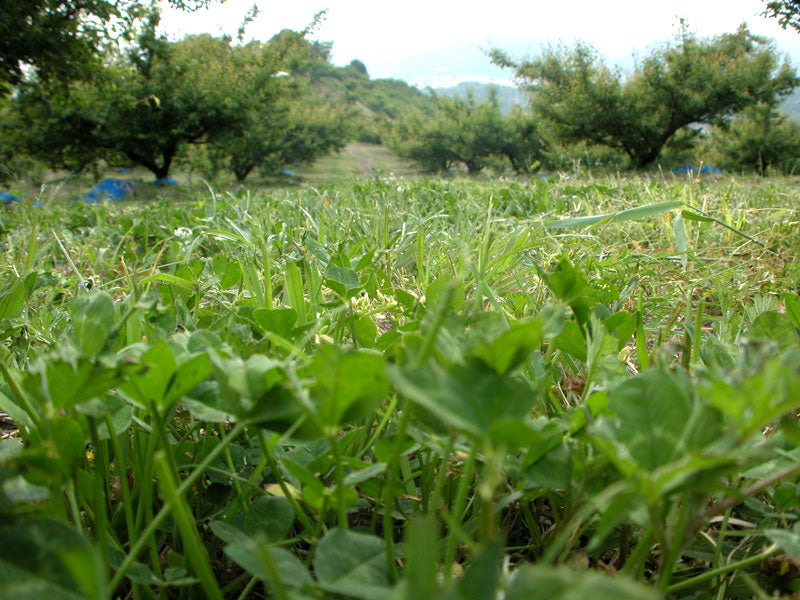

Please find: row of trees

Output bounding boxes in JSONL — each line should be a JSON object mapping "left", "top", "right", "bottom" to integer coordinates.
{"left": 4, "top": 2, "right": 800, "bottom": 182}
{"left": 1, "top": 6, "right": 351, "bottom": 183}
{"left": 388, "top": 24, "right": 800, "bottom": 176}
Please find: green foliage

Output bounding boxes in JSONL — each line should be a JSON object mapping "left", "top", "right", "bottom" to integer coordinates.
{"left": 389, "top": 91, "right": 544, "bottom": 174}
{"left": 0, "top": 1, "right": 218, "bottom": 94}
{"left": 492, "top": 25, "right": 799, "bottom": 168}
{"left": 14, "top": 26, "right": 252, "bottom": 178}
{"left": 764, "top": 1, "right": 800, "bottom": 32}
{"left": 0, "top": 175, "right": 799, "bottom": 599}
{"left": 704, "top": 103, "right": 800, "bottom": 174}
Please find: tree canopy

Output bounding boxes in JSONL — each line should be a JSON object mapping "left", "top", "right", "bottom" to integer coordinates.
{"left": 0, "top": 1, "right": 220, "bottom": 93}
{"left": 15, "top": 26, "right": 253, "bottom": 179}
{"left": 491, "top": 25, "right": 798, "bottom": 168}
{"left": 10, "top": 21, "right": 351, "bottom": 181}
{"left": 763, "top": 1, "right": 800, "bottom": 32}
{"left": 388, "top": 91, "right": 545, "bottom": 174}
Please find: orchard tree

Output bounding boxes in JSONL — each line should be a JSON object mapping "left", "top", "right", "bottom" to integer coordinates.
{"left": 15, "top": 23, "right": 266, "bottom": 179}
{"left": 499, "top": 107, "right": 547, "bottom": 173}
{"left": 706, "top": 103, "right": 800, "bottom": 174}
{"left": 0, "top": 0, "right": 219, "bottom": 93}
{"left": 391, "top": 91, "right": 547, "bottom": 174}
{"left": 390, "top": 92, "right": 509, "bottom": 174}
{"left": 491, "top": 25, "right": 798, "bottom": 168}
{"left": 212, "top": 83, "right": 352, "bottom": 182}
{"left": 204, "top": 31, "right": 351, "bottom": 182}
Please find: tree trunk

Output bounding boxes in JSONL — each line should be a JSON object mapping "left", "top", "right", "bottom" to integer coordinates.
{"left": 234, "top": 164, "right": 255, "bottom": 183}
{"left": 124, "top": 149, "right": 175, "bottom": 180}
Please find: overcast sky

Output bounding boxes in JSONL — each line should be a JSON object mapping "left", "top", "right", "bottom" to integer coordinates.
{"left": 158, "top": 0, "right": 800, "bottom": 88}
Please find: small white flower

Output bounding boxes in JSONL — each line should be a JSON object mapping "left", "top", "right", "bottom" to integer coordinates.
{"left": 174, "top": 227, "right": 193, "bottom": 240}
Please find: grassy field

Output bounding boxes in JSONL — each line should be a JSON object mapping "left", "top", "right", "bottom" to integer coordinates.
{"left": 1, "top": 143, "right": 423, "bottom": 203}
{"left": 0, "top": 173, "right": 799, "bottom": 599}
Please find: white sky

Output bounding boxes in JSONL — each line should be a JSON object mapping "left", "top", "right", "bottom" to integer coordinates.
{"left": 159, "top": 0, "right": 800, "bottom": 88}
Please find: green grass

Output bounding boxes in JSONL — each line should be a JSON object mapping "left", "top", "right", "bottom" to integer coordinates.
{"left": 0, "top": 173, "right": 799, "bottom": 599}
{"left": 1, "top": 143, "right": 423, "bottom": 201}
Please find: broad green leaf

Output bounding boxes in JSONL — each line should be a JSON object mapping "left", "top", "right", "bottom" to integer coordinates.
{"left": 539, "top": 304, "right": 567, "bottom": 338}
{"left": 750, "top": 311, "right": 798, "bottom": 349}
{"left": 224, "top": 538, "right": 311, "bottom": 589}
{"left": 354, "top": 315, "right": 378, "bottom": 348}
{"left": 243, "top": 496, "right": 294, "bottom": 542}
{"left": 520, "top": 442, "right": 573, "bottom": 490}
{"left": 15, "top": 417, "right": 84, "bottom": 484}
{"left": 68, "top": 291, "right": 116, "bottom": 356}
{"left": 209, "top": 521, "right": 251, "bottom": 547}
{"left": 506, "top": 565, "right": 661, "bottom": 600}
{"left": 253, "top": 307, "right": 298, "bottom": 338}
{"left": 115, "top": 557, "right": 197, "bottom": 588}
{"left": 0, "top": 273, "right": 35, "bottom": 321}
{"left": 426, "top": 276, "right": 464, "bottom": 311}
{"left": 389, "top": 359, "right": 535, "bottom": 437}
{"left": 604, "top": 311, "right": 636, "bottom": 351}
{"left": 700, "top": 352, "right": 800, "bottom": 436}
{"left": 325, "top": 265, "right": 360, "bottom": 297}
{"left": 472, "top": 319, "right": 542, "bottom": 375}
{"left": 303, "top": 345, "right": 388, "bottom": 429}
{"left": 313, "top": 528, "right": 390, "bottom": 599}
{"left": 24, "top": 352, "right": 136, "bottom": 411}
{"left": 163, "top": 353, "right": 212, "bottom": 407}
{"left": 553, "top": 320, "right": 587, "bottom": 362}
{"left": 343, "top": 462, "right": 387, "bottom": 486}
{"left": 783, "top": 292, "right": 800, "bottom": 331}
{"left": 597, "top": 368, "right": 722, "bottom": 472}
{"left": 488, "top": 419, "right": 547, "bottom": 452}
{"left": 211, "top": 256, "right": 242, "bottom": 289}
{"left": 280, "top": 458, "right": 327, "bottom": 510}
{"left": 181, "top": 396, "right": 233, "bottom": 423}
{"left": 120, "top": 340, "right": 176, "bottom": 410}
{"left": 119, "top": 342, "right": 207, "bottom": 413}
{"left": 541, "top": 257, "right": 594, "bottom": 325}
{"left": 0, "top": 388, "right": 35, "bottom": 431}
{"left": 0, "top": 517, "right": 104, "bottom": 600}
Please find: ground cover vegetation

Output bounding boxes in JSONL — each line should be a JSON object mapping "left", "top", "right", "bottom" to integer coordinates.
{"left": 0, "top": 174, "right": 799, "bottom": 599}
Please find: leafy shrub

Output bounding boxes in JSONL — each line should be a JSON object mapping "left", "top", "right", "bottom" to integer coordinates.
{"left": 705, "top": 103, "right": 800, "bottom": 174}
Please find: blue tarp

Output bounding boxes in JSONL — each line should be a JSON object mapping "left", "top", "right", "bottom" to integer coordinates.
{"left": 280, "top": 166, "right": 295, "bottom": 176}
{"left": 673, "top": 164, "right": 723, "bottom": 175}
{"left": 81, "top": 178, "right": 137, "bottom": 204}
{"left": 0, "top": 192, "right": 20, "bottom": 204}
{"left": 152, "top": 177, "right": 178, "bottom": 187}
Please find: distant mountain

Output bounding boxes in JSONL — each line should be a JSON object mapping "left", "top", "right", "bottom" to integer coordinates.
{"left": 430, "top": 81, "right": 800, "bottom": 122}
{"left": 429, "top": 82, "right": 526, "bottom": 115}
{"left": 780, "top": 88, "right": 800, "bottom": 122}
